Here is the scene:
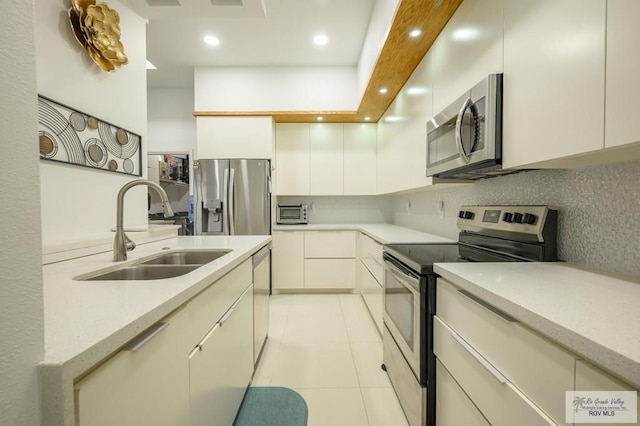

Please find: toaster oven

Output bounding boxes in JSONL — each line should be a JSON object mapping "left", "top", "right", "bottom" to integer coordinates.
{"left": 276, "top": 204, "right": 308, "bottom": 224}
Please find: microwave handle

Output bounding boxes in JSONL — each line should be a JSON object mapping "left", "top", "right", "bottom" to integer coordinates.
{"left": 455, "top": 97, "right": 473, "bottom": 164}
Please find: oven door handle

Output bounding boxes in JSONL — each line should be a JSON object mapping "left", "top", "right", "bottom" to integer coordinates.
{"left": 383, "top": 255, "right": 421, "bottom": 293}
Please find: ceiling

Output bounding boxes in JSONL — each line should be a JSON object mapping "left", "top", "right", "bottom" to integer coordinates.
{"left": 127, "top": 0, "right": 376, "bottom": 89}
{"left": 125, "top": 0, "right": 462, "bottom": 122}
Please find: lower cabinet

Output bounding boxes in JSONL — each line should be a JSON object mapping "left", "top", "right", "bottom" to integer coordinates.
{"left": 74, "top": 259, "right": 255, "bottom": 426}
{"left": 359, "top": 261, "right": 383, "bottom": 333}
{"left": 189, "top": 284, "right": 254, "bottom": 426}
{"left": 436, "top": 359, "right": 489, "bottom": 426}
{"left": 272, "top": 230, "right": 357, "bottom": 290}
{"left": 75, "top": 306, "right": 190, "bottom": 426}
{"left": 574, "top": 360, "right": 640, "bottom": 426}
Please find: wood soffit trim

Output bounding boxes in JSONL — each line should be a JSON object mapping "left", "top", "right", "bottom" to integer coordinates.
{"left": 193, "top": 0, "right": 463, "bottom": 123}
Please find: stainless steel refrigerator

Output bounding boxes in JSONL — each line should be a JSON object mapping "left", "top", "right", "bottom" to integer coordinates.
{"left": 193, "top": 159, "right": 271, "bottom": 235}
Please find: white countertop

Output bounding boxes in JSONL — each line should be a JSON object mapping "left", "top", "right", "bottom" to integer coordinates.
{"left": 43, "top": 235, "right": 270, "bottom": 373}
{"left": 434, "top": 262, "right": 640, "bottom": 389}
{"left": 273, "top": 223, "right": 455, "bottom": 244}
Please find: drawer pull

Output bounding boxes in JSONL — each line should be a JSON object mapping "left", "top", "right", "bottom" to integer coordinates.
{"left": 450, "top": 332, "right": 508, "bottom": 384}
{"left": 457, "top": 290, "right": 516, "bottom": 323}
{"left": 124, "top": 322, "right": 169, "bottom": 352}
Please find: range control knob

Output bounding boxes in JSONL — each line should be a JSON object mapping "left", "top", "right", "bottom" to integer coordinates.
{"left": 513, "top": 213, "right": 523, "bottom": 223}
{"left": 458, "top": 210, "right": 475, "bottom": 220}
{"left": 503, "top": 212, "right": 513, "bottom": 223}
{"left": 522, "top": 213, "right": 537, "bottom": 225}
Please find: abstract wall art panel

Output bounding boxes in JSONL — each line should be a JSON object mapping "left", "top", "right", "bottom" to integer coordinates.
{"left": 37, "top": 95, "right": 141, "bottom": 176}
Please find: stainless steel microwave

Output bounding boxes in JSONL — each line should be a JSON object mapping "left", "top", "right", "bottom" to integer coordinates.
{"left": 276, "top": 204, "right": 308, "bottom": 224}
{"left": 426, "top": 74, "right": 506, "bottom": 180}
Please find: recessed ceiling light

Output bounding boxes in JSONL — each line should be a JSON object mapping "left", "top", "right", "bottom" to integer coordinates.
{"left": 146, "top": 60, "right": 157, "bottom": 70}
{"left": 452, "top": 27, "right": 479, "bottom": 41}
{"left": 379, "top": 88, "right": 388, "bottom": 94}
{"left": 204, "top": 35, "right": 220, "bottom": 46}
{"left": 313, "top": 34, "right": 329, "bottom": 46}
{"left": 364, "top": 116, "right": 371, "bottom": 121}
{"left": 317, "top": 116, "right": 324, "bottom": 121}
{"left": 409, "top": 29, "right": 422, "bottom": 38}
{"left": 385, "top": 116, "right": 402, "bottom": 122}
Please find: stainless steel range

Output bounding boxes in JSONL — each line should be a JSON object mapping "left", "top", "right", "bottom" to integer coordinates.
{"left": 382, "top": 205, "right": 558, "bottom": 426}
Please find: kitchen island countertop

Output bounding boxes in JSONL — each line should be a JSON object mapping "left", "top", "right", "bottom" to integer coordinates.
{"left": 41, "top": 235, "right": 270, "bottom": 425}
{"left": 434, "top": 262, "right": 640, "bottom": 389}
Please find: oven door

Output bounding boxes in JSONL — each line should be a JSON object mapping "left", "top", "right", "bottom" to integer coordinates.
{"left": 383, "top": 253, "right": 422, "bottom": 380}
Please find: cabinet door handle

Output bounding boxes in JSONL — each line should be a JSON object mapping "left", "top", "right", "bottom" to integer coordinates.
{"left": 450, "top": 332, "right": 508, "bottom": 384}
{"left": 457, "top": 289, "right": 516, "bottom": 323}
{"left": 124, "top": 322, "right": 169, "bottom": 352}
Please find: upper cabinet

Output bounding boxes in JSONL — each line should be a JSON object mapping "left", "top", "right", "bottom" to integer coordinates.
{"left": 605, "top": 0, "right": 640, "bottom": 149}
{"left": 274, "top": 123, "right": 310, "bottom": 195}
{"left": 196, "top": 116, "right": 274, "bottom": 159}
{"left": 275, "top": 123, "right": 376, "bottom": 196}
{"left": 431, "top": 0, "right": 504, "bottom": 114}
{"left": 309, "top": 123, "right": 344, "bottom": 195}
{"left": 502, "top": 0, "right": 606, "bottom": 169}
{"left": 343, "top": 123, "right": 377, "bottom": 195}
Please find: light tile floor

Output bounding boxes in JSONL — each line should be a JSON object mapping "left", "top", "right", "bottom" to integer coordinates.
{"left": 252, "top": 294, "right": 409, "bottom": 426}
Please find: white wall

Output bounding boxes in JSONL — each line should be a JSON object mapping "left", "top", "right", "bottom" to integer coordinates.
{"left": 194, "top": 66, "right": 359, "bottom": 111}
{"left": 0, "top": 1, "right": 44, "bottom": 425}
{"left": 196, "top": 116, "right": 273, "bottom": 159}
{"left": 35, "top": 0, "right": 149, "bottom": 244}
{"left": 357, "top": 0, "right": 400, "bottom": 99}
{"left": 147, "top": 87, "right": 196, "bottom": 152}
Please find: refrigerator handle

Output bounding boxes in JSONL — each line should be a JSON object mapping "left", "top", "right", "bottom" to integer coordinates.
{"left": 222, "top": 168, "right": 229, "bottom": 235}
{"left": 228, "top": 167, "right": 235, "bottom": 235}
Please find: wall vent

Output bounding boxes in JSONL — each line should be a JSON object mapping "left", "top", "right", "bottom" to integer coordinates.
{"left": 211, "top": 0, "right": 243, "bottom": 5}
{"left": 145, "top": 0, "right": 181, "bottom": 6}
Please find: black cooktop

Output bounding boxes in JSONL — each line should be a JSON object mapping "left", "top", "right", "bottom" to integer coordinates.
{"left": 383, "top": 244, "right": 462, "bottom": 275}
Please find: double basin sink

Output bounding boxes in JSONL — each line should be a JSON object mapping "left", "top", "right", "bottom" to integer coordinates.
{"left": 79, "top": 250, "right": 232, "bottom": 281}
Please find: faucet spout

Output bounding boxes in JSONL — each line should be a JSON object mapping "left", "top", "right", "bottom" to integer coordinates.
{"left": 113, "top": 179, "right": 174, "bottom": 261}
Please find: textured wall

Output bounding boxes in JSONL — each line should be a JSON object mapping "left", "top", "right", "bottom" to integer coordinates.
{"left": 0, "top": 0, "right": 44, "bottom": 425}
{"left": 391, "top": 159, "right": 640, "bottom": 280}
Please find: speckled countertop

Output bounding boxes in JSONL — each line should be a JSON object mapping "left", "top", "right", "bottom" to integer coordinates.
{"left": 273, "top": 223, "right": 455, "bottom": 244}
{"left": 434, "top": 262, "right": 640, "bottom": 389}
{"left": 41, "top": 235, "right": 270, "bottom": 426}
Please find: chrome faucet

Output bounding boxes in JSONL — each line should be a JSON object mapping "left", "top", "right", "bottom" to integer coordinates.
{"left": 113, "top": 179, "right": 174, "bottom": 261}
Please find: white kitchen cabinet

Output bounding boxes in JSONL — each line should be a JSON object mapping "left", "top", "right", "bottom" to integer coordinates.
{"left": 431, "top": 0, "right": 504, "bottom": 114}
{"left": 189, "top": 284, "right": 254, "bottom": 426}
{"left": 377, "top": 49, "right": 437, "bottom": 194}
{"left": 359, "top": 262, "right": 383, "bottom": 333}
{"left": 434, "top": 316, "right": 556, "bottom": 426}
{"left": 275, "top": 123, "right": 310, "bottom": 195}
{"left": 304, "top": 230, "right": 357, "bottom": 258}
{"left": 574, "top": 360, "right": 640, "bottom": 426}
{"left": 502, "top": 0, "right": 606, "bottom": 168}
{"left": 437, "top": 278, "right": 576, "bottom": 424}
{"left": 272, "top": 231, "right": 305, "bottom": 290}
{"left": 196, "top": 116, "right": 273, "bottom": 159}
{"left": 436, "top": 359, "right": 490, "bottom": 426}
{"left": 358, "top": 233, "right": 384, "bottom": 333}
{"left": 605, "top": 0, "right": 640, "bottom": 149}
{"left": 272, "top": 230, "right": 358, "bottom": 290}
{"left": 75, "top": 307, "right": 190, "bottom": 426}
{"left": 309, "top": 123, "right": 344, "bottom": 195}
{"left": 343, "top": 123, "right": 377, "bottom": 195}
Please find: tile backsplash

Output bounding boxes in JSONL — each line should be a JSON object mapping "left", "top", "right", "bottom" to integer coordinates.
{"left": 391, "top": 159, "right": 640, "bottom": 280}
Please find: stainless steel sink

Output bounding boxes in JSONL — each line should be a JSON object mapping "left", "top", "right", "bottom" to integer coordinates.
{"left": 138, "top": 249, "right": 232, "bottom": 265}
{"left": 76, "top": 249, "right": 233, "bottom": 281}
{"left": 84, "top": 265, "right": 201, "bottom": 281}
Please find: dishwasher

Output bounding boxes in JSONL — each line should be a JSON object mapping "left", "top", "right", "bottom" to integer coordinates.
{"left": 252, "top": 243, "right": 271, "bottom": 364}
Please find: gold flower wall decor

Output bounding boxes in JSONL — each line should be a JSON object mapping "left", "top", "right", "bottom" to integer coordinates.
{"left": 68, "top": 0, "right": 128, "bottom": 72}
